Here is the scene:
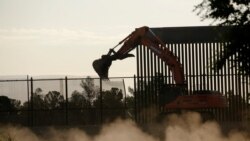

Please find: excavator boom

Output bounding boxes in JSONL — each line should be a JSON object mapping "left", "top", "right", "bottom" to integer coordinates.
{"left": 93, "top": 26, "right": 185, "bottom": 84}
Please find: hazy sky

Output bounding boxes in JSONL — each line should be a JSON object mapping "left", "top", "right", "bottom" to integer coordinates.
{"left": 0, "top": 0, "right": 211, "bottom": 77}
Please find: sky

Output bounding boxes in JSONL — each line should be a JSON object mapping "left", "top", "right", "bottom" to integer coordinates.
{"left": 0, "top": 0, "right": 211, "bottom": 78}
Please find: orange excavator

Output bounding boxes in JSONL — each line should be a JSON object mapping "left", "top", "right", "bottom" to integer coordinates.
{"left": 93, "top": 26, "right": 227, "bottom": 110}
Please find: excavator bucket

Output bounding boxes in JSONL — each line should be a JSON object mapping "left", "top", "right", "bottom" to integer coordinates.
{"left": 93, "top": 52, "right": 134, "bottom": 79}
{"left": 92, "top": 55, "right": 113, "bottom": 79}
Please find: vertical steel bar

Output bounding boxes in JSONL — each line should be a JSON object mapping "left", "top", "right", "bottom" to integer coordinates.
{"left": 164, "top": 44, "right": 168, "bottom": 84}
{"left": 169, "top": 44, "right": 173, "bottom": 84}
{"left": 185, "top": 43, "right": 190, "bottom": 93}
{"left": 134, "top": 75, "right": 137, "bottom": 122}
{"left": 136, "top": 43, "right": 140, "bottom": 123}
{"left": 123, "top": 79, "right": 127, "bottom": 118}
{"left": 217, "top": 43, "right": 221, "bottom": 92}
{"left": 235, "top": 49, "right": 240, "bottom": 121}
{"left": 222, "top": 43, "right": 227, "bottom": 96}
{"left": 157, "top": 52, "right": 161, "bottom": 112}
{"left": 222, "top": 42, "right": 228, "bottom": 121}
{"left": 246, "top": 73, "right": 249, "bottom": 117}
{"left": 219, "top": 43, "right": 224, "bottom": 94}
{"left": 100, "top": 78, "right": 103, "bottom": 124}
{"left": 65, "top": 77, "right": 69, "bottom": 125}
{"left": 213, "top": 43, "right": 217, "bottom": 91}
{"left": 138, "top": 45, "right": 143, "bottom": 123}
{"left": 27, "top": 75, "right": 29, "bottom": 109}
{"left": 174, "top": 43, "right": 177, "bottom": 84}
{"left": 146, "top": 47, "right": 151, "bottom": 121}
{"left": 218, "top": 43, "right": 224, "bottom": 121}
{"left": 187, "top": 43, "right": 191, "bottom": 93}
{"left": 26, "top": 75, "right": 30, "bottom": 125}
{"left": 180, "top": 44, "right": 185, "bottom": 83}
{"left": 212, "top": 42, "right": 218, "bottom": 120}
{"left": 243, "top": 43, "right": 249, "bottom": 117}
{"left": 150, "top": 49, "right": 156, "bottom": 113}
{"left": 143, "top": 46, "right": 147, "bottom": 122}
{"left": 30, "top": 77, "right": 34, "bottom": 126}
{"left": 195, "top": 43, "right": 199, "bottom": 91}
{"left": 154, "top": 47, "right": 158, "bottom": 111}
{"left": 161, "top": 45, "right": 164, "bottom": 78}
{"left": 199, "top": 43, "right": 203, "bottom": 90}
{"left": 140, "top": 45, "right": 145, "bottom": 123}
{"left": 191, "top": 43, "right": 195, "bottom": 93}
{"left": 227, "top": 42, "right": 233, "bottom": 120}
{"left": 202, "top": 43, "right": 206, "bottom": 90}
{"left": 206, "top": 43, "right": 210, "bottom": 91}
{"left": 231, "top": 51, "right": 236, "bottom": 120}
{"left": 209, "top": 43, "right": 213, "bottom": 92}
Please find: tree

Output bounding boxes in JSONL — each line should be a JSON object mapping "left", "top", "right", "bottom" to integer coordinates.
{"left": 195, "top": 0, "right": 250, "bottom": 25}
{"left": 0, "top": 96, "right": 20, "bottom": 112}
{"left": 44, "top": 91, "right": 64, "bottom": 109}
{"left": 80, "top": 76, "right": 99, "bottom": 106}
{"left": 195, "top": 0, "right": 250, "bottom": 76}
{"left": 68, "top": 90, "right": 91, "bottom": 124}
{"left": 93, "top": 87, "right": 125, "bottom": 122}
{"left": 32, "top": 88, "right": 46, "bottom": 109}
{"left": 94, "top": 88, "right": 124, "bottom": 108}
{"left": 69, "top": 90, "right": 88, "bottom": 108}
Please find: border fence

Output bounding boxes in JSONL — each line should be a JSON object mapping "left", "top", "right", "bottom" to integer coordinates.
{"left": 134, "top": 26, "right": 250, "bottom": 129}
{"left": 0, "top": 26, "right": 250, "bottom": 130}
{"left": 0, "top": 76, "right": 135, "bottom": 126}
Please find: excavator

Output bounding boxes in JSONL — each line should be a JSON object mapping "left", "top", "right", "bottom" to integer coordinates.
{"left": 93, "top": 26, "right": 227, "bottom": 112}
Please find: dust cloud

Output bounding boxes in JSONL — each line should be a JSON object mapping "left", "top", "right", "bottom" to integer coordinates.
{"left": 164, "top": 112, "right": 249, "bottom": 141}
{"left": 0, "top": 112, "right": 249, "bottom": 141}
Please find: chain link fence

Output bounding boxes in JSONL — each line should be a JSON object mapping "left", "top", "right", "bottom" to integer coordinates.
{"left": 0, "top": 76, "right": 135, "bottom": 126}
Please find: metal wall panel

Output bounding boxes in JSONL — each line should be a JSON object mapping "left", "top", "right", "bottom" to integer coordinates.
{"left": 135, "top": 26, "right": 250, "bottom": 124}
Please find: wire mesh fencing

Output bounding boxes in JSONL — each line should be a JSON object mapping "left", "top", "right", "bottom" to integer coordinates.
{"left": 0, "top": 76, "right": 135, "bottom": 126}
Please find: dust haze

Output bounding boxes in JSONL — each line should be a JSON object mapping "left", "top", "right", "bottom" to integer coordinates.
{"left": 0, "top": 112, "right": 249, "bottom": 141}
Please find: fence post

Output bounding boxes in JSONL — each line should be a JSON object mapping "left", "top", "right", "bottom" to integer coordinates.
{"left": 27, "top": 75, "right": 29, "bottom": 108}
{"left": 134, "top": 75, "right": 137, "bottom": 122}
{"left": 123, "top": 79, "right": 127, "bottom": 118}
{"left": 26, "top": 75, "right": 30, "bottom": 125}
{"left": 65, "top": 76, "right": 69, "bottom": 125}
{"left": 100, "top": 78, "right": 103, "bottom": 124}
{"left": 30, "top": 77, "right": 34, "bottom": 126}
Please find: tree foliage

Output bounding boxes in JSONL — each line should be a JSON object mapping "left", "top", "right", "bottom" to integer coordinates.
{"left": 195, "top": 0, "right": 250, "bottom": 76}
{"left": 0, "top": 96, "right": 20, "bottom": 111}
{"left": 32, "top": 88, "right": 46, "bottom": 109}
{"left": 44, "top": 91, "right": 64, "bottom": 109}
{"left": 69, "top": 90, "right": 88, "bottom": 108}
{"left": 93, "top": 87, "right": 125, "bottom": 122}
{"left": 195, "top": 0, "right": 250, "bottom": 25}
{"left": 80, "top": 76, "right": 98, "bottom": 105}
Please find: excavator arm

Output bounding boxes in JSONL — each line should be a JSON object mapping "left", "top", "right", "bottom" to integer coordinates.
{"left": 93, "top": 26, "right": 185, "bottom": 84}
